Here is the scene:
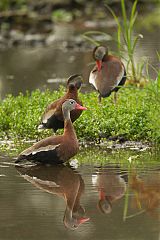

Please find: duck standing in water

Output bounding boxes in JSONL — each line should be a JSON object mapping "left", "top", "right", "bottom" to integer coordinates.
{"left": 89, "top": 46, "right": 126, "bottom": 103}
{"left": 38, "top": 74, "right": 83, "bottom": 132}
{"left": 16, "top": 99, "right": 87, "bottom": 164}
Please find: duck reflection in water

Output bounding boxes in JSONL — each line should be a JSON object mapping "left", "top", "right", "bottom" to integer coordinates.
{"left": 15, "top": 164, "right": 89, "bottom": 230}
{"left": 92, "top": 166, "right": 127, "bottom": 214}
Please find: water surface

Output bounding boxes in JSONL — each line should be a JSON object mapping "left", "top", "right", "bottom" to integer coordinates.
{"left": 0, "top": 149, "right": 159, "bottom": 240}
{"left": 0, "top": 15, "right": 160, "bottom": 240}
{"left": 0, "top": 23, "right": 160, "bottom": 99}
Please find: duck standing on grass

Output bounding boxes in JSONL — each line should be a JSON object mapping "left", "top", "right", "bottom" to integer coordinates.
{"left": 89, "top": 46, "right": 126, "bottom": 103}
{"left": 38, "top": 74, "right": 83, "bottom": 132}
{"left": 16, "top": 99, "right": 87, "bottom": 164}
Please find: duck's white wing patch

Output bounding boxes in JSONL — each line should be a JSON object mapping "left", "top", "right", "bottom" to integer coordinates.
{"left": 89, "top": 71, "right": 98, "bottom": 90}
{"left": 32, "top": 144, "right": 60, "bottom": 155}
{"left": 23, "top": 175, "right": 60, "bottom": 187}
{"left": 22, "top": 144, "right": 60, "bottom": 156}
{"left": 112, "top": 65, "right": 125, "bottom": 89}
{"left": 42, "top": 108, "right": 56, "bottom": 124}
{"left": 22, "top": 175, "right": 60, "bottom": 193}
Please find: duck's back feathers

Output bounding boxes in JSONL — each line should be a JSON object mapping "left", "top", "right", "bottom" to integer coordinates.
{"left": 39, "top": 86, "right": 82, "bottom": 132}
{"left": 16, "top": 136, "right": 63, "bottom": 164}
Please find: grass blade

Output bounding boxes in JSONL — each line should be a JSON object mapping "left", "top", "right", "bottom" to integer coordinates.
{"left": 82, "top": 35, "right": 99, "bottom": 46}
{"left": 130, "top": 0, "right": 138, "bottom": 25}
{"left": 105, "top": 3, "right": 122, "bottom": 34}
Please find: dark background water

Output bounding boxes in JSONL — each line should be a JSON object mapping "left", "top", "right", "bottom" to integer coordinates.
{"left": 0, "top": 22, "right": 159, "bottom": 99}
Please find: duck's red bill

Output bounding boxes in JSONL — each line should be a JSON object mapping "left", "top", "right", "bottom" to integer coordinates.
{"left": 99, "top": 189, "right": 106, "bottom": 200}
{"left": 79, "top": 217, "right": 90, "bottom": 224}
{"left": 96, "top": 60, "right": 102, "bottom": 72}
{"left": 75, "top": 103, "right": 87, "bottom": 110}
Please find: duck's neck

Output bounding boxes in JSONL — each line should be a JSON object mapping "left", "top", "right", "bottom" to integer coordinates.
{"left": 67, "top": 86, "right": 78, "bottom": 98}
{"left": 63, "top": 110, "right": 77, "bottom": 138}
{"left": 63, "top": 109, "right": 71, "bottom": 121}
{"left": 102, "top": 53, "right": 108, "bottom": 62}
{"left": 64, "top": 119, "right": 77, "bottom": 138}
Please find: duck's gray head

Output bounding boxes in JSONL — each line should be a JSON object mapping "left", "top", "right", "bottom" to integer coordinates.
{"left": 98, "top": 198, "right": 112, "bottom": 214}
{"left": 93, "top": 46, "right": 108, "bottom": 61}
{"left": 63, "top": 214, "right": 89, "bottom": 230}
{"left": 93, "top": 46, "right": 108, "bottom": 72}
{"left": 67, "top": 74, "right": 83, "bottom": 90}
{"left": 62, "top": 99, "right": 87, "bottom": 113}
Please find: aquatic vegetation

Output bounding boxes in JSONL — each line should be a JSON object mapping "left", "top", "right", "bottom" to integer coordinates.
{"left": 77, "top": 146, "right": 160, "bottom": 166}
{"left": 0, "top": 83, "right": 159, "bottom": 144}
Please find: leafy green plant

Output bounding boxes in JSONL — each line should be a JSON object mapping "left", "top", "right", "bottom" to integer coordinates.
{"left": 0, "top": 83, "right": 159, "bottom": 145}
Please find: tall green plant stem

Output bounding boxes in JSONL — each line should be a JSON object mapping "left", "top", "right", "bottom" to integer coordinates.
{"left": 106, "top": 0, "right": 141, "bottom": 83}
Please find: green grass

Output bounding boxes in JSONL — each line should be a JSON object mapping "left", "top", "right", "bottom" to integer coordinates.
{"left": 0, "top": 80, "right": 159, "bottom": 144}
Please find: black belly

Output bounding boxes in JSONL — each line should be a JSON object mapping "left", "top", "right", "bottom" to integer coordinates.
{"left": 43, "top": 115, "right": 64, "bottom": 132}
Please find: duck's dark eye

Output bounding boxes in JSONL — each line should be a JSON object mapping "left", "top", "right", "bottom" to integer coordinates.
{"left": 70, "top": 101, "right": 74, "bottom": 104}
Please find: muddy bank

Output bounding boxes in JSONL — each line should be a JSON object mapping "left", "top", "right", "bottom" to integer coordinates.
{"left": 0, "top": 138, "right": 152, "bottom": 156}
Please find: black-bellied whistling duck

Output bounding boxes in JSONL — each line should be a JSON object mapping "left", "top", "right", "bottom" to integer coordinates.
{"left": 89, "top": 46, "right": 126, "bottom": 103}
{"left": 92, "top": 166, "right": 126, "bottom": 214}
{"left": 38, "top": 74, "right": 83, "bottom": 132}
{"left": 16, "top": 99, "right": 87, "bottom": 164}
{"left": 15, "top": 164, "right": 89, "bottom": 230}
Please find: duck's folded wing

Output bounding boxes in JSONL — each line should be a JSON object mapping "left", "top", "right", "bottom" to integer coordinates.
{"left": 16, "top": 144, "right": 61, "bottom": 163}
{"left": 29, "top": 144, "right": 61, "bottom": 155}
{"left": 42, "top": 107, "right": 57, "bottom": 124}
{"left": 41, "top": 98, "right": 61, "bottom": 123}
